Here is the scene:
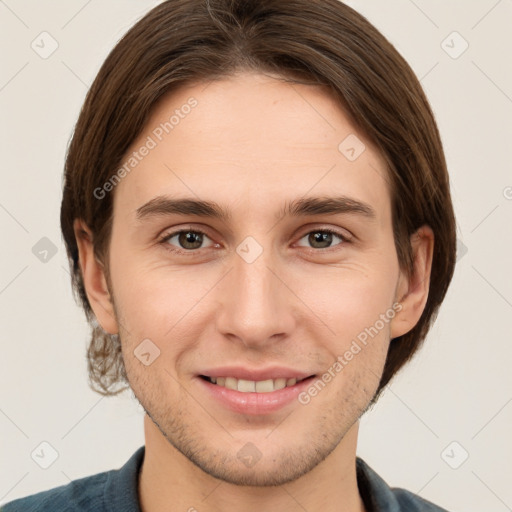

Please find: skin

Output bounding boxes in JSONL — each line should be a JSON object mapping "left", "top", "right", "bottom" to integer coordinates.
{"left": 75, "top": 71, "right": 433, "bottom": 512}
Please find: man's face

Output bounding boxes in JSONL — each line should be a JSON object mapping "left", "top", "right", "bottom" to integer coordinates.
{"left": 99, "top": 71, "right": 408, "bottom": 485}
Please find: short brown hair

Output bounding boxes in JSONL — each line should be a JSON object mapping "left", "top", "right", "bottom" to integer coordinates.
{"left": 60, "top": 0, "right": 456, "bottom": 397}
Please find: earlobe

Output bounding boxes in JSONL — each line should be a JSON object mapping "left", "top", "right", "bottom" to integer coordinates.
{"left": 390, "top": 225, "right": 434, "bottom": 339}
{"left": 73, "top": 219, "right": 118, "bottom": 335}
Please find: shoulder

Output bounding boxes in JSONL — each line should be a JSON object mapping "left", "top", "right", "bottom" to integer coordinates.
{"left": 1, "top": 445, "right": 145, "bottom": 512}
{"left": 0, "top": 471, "right": 109, "bottom": 512}
{"left": 391, "top": 487, "right": 450, "bottom": 511}
{"left": 356, "top": 457, "right": 450, "bottom": 512}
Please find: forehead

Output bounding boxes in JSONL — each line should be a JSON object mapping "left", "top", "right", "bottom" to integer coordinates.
{"left": 112, "top": 71, "right": 390, "bottom": 221}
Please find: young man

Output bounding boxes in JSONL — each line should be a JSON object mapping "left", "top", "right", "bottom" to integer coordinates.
{"left": 2, "top": 0, "right": 456, "bottom": 511}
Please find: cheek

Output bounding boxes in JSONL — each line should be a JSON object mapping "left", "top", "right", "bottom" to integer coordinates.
{"left": 110, "top": 257, "right": 216, "bottom": 343}
{"left": 295, "top": 259, "right": 399, "bottom": 339}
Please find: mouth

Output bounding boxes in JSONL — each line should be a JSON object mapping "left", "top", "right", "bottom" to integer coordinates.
{"left": 196, "top": 366, "right": 318, "bottom": 415}
{"left": 197, "top": 372, "right": 318, "bottom": 415}
{"left": 199, "top": 374, "right": 316, "bottom": 393}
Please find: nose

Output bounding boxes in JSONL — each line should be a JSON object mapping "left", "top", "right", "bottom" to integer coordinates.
{"left": 214, "top": 244, "right": 296, "bottom": 349}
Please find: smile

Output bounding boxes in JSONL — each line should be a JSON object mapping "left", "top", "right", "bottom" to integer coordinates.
{"left": 200, "top": 375, "right": 311, "bottom": 393}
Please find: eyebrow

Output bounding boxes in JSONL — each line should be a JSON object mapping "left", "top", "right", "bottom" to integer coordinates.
{"left": 135, "top": 195, "right": 376, "bottom": 222}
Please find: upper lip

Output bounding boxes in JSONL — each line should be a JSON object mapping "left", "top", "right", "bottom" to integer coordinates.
{"left": 198, "top": 366, "right": 315, "bottom": 382}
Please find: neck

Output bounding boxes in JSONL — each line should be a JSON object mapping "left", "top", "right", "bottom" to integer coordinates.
{"left": 138, "top": 415, "right": 366, "bottom": 512}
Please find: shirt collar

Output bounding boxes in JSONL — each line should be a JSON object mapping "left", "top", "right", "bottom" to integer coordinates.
{"left": 104, "top": 445, "right": 145, "bottom": 512}
{"left": 356, "top": 456, "right": 401, "bottom": 511}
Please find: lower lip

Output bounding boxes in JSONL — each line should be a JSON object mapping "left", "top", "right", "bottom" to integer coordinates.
{"left": 196, "top": 376, "right": 316, "bottom": 415}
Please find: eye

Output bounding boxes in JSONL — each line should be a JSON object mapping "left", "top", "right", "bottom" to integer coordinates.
{"left": 296, "top": 228, "right": 348, "bottom": 250}
{"left": 158, "top": 226, "right": 350, "bottom": 255}
{"left": 159, "top": 228, "right": 215, "bottom": 253}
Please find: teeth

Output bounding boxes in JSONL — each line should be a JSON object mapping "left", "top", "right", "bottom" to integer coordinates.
{"left": 207, "top": 375, "right": 305, "bottom": 393}
{"left": 255, "top": 379, "right": 273, "bottom": 392}
{"left": 225, "top": 377, "right": 237, "bottom": 391}
{"left": 274, "top": 378, "right": 287, "bottom": 390}
{"left": 238, "top": 379, "right": 256, "bottom": 392}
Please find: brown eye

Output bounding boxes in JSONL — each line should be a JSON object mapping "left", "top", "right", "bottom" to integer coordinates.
{"left": 296, "top": 229, "right": 346, "bottom": 250}
{"left": 161, "top": 230, "right": 214, "bottom": 252}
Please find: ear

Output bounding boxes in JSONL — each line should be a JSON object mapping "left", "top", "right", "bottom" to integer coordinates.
{"left": 390, "top": 225, "right": 434, "bottom": 339}
{"left": 73, "top": 219, "right": 119, "bottom": 335}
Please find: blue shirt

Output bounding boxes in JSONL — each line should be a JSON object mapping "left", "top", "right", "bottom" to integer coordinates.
{"left": 1, "top": 446, "right": 449, "bottom": 511}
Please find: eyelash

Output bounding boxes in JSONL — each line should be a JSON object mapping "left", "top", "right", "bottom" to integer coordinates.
{"left": 157, "top": 226, "right": 351, "bottom": 255}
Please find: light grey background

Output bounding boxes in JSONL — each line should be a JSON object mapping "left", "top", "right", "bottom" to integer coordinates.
{"left": 1, "top": 1, "right": 511, "bottom": 511}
